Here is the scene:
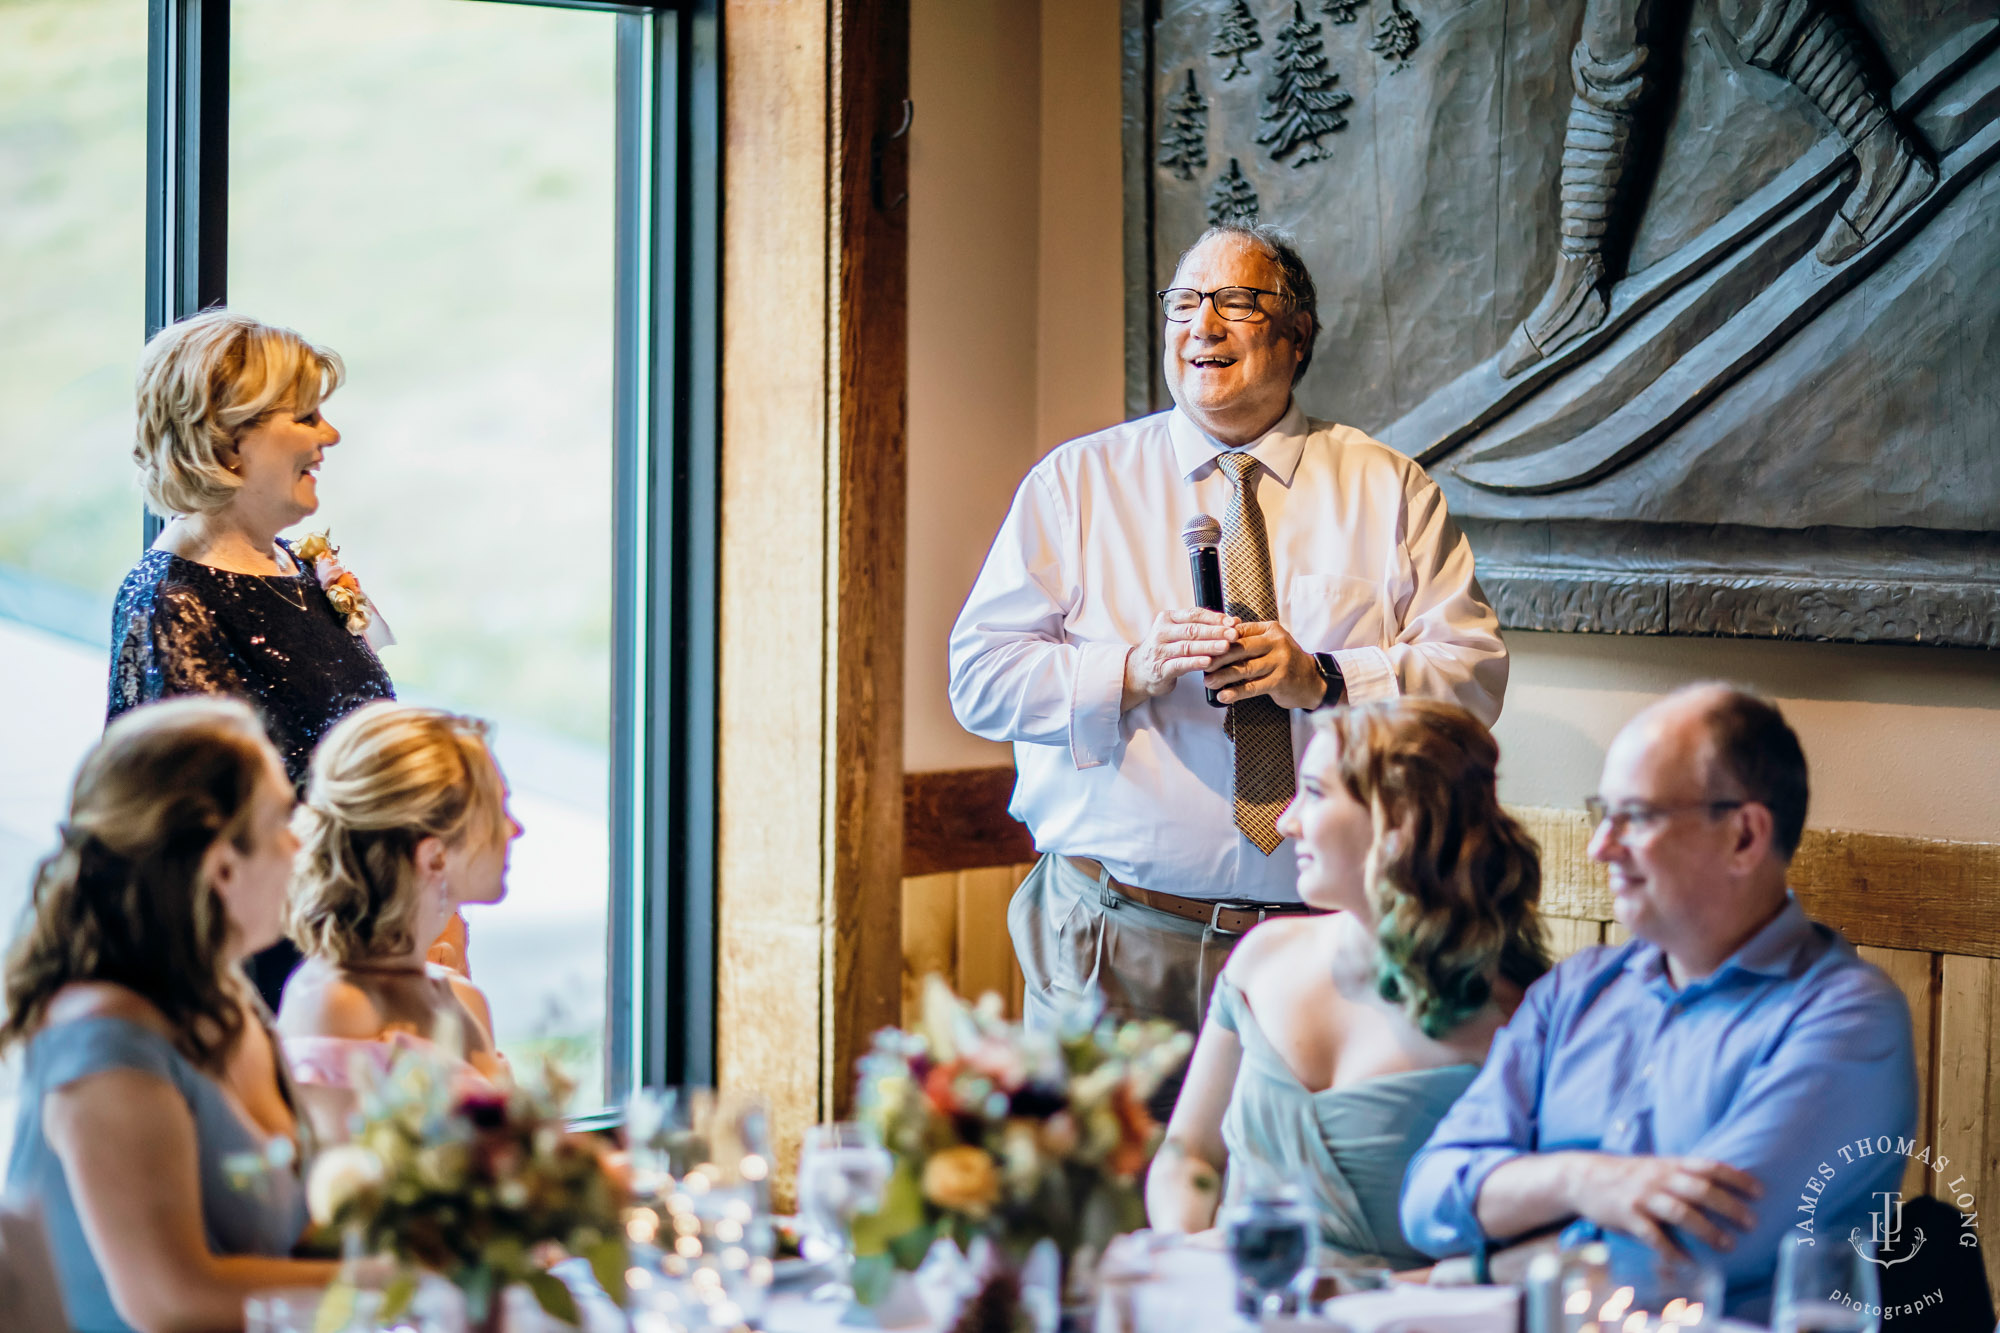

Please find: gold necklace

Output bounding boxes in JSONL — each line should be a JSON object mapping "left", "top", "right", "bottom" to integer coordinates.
{"left": 249, "top": 550, "right": 311, "bottom": 614}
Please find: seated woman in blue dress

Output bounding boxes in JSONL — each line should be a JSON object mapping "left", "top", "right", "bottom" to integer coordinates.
{"left": 2, "top": 698, "right": 336, "bottom": 1332}
{"left": 1146, "top": 699, "right": 1550, "bottom": 1268}
{"left": 277, "top": 702, "right": 518, "bottom": 1145}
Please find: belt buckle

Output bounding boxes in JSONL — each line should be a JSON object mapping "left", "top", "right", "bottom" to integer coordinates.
{"left": 1208, "top": 901, "right": 1267, "bottom": 934}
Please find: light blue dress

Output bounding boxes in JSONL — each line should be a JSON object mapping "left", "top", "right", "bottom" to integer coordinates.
{"left": 4, "top": 1016, "right": 310, "bottom": 1333}
{"left": 1210, "top": 973, "right": 1477, "bottom": 1269}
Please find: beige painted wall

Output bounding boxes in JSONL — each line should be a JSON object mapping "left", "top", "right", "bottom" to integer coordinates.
{"left": 904, "top": 0, "right": 2000, "bottom": 843}
{"left": 905, "top": 0, "right": 1125, "bottom": 774}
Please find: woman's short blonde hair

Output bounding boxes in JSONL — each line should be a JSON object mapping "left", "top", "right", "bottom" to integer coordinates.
{"left": 134, "top": 309, "right": 345, "bottom": 518}
{"left": 288, "top": 703, "right": 506, "bottom": 965}
{"left": 1313, "top": 699, "right": 1551, "bottom": 1038}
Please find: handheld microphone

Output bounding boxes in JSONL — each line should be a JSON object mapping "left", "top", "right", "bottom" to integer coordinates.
{"left": 1181, "top": 514, "right": 1227, "bottom": 708}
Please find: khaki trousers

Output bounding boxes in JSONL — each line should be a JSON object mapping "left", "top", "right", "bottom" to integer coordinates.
{"left": 1008, "top": 852, "right": 1246, "bottom": 1038}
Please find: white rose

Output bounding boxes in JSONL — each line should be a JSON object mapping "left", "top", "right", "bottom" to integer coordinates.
{"left": 306, "top": 1144, "right": 387, "bottom": 1226}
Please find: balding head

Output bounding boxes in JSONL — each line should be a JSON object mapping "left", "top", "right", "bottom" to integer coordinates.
{"left": 1625, "top": 683, "right": 1809, "bottom": 860}
{"left": 1592, "top": 684, "right": 1806, "bottom": 980}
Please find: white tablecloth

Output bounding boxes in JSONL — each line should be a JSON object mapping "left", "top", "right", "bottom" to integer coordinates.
{"left": 756, "top": 1240, "right": 1769, "bottom": 1333}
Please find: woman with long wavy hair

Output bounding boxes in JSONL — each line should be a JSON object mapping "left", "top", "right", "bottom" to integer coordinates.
{"left": 1145, "top": 698, "right": 1550, "bottom": 1267}
{"left": 2, "top": 698, "right": 337, "bottom": 1332}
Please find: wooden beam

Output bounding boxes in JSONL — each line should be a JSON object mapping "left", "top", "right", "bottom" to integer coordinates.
{"left": 828, "top": 0, "right": 911, "bottom": 1119}
{"left": 1516, "top": 806, "right": 2000, "bottom": 958}
{"left": 904, "top": 766, "right": 1037, "bottom": 875}
{"left": 717, "top": 0, "right": 909, "bottom": 1191}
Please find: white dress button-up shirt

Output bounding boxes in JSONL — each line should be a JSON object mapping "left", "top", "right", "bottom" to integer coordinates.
{"left": 947, "top": 403, "right": 1508, "bottom": 904}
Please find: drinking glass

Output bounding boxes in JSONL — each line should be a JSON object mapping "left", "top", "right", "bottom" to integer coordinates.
{"left": 1598, "top": 1250, "right": 1723, "bottom": 1329}
{"left": 626, "top": 1085, "right": 715, "bottom": 1198}
{"left": 797, "top": 1121, "right": 893, "bottom": 1303}
{"left": 1222, "top": 1186, "right": 1316, "bottom": 1319}
{"left": 1774, "top": 1236, "right": 1881, "bottom": 1333}
{"left": 626, "top": 1086, "right": 777, "bottom": 1327}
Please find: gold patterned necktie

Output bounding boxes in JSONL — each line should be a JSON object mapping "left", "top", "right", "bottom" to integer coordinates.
{"left": 1216, "top": 450, "right": 1294, "bottom": 855}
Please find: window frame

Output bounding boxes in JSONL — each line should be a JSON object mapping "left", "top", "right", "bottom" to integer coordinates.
{"left": 142, "top": 0, "right": 720, "bottom": 1107}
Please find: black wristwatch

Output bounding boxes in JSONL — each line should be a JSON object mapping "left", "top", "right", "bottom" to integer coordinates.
{"left": 1311, "top": 652, "right": 1344, "bottom": 710}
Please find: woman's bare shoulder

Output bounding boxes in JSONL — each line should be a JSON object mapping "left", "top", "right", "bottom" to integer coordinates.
{"left": 275, "top": 966, "right": 386, "bottom": 1040}
{"left": 39, "top": 982, "right": 174, "bottom": 1037}
{"left": 1222, "top": 912, "right": 1337, "bottom": 983}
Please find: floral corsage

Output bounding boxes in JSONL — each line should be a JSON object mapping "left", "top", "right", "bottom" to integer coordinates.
{"left": 294, "top": 531, "right": 396, "bottom": 650}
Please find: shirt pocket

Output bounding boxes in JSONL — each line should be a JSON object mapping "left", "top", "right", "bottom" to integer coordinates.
{"left": 1285, "top": 573, "right": 1385, "bottom": 651}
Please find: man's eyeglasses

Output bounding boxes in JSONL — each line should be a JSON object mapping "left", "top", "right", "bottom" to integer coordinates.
{"left": 1157, "top": 286, "right": 1285, "bottom": 322}
{"left": 1584, "top": 797, "right": 1746, "bottom": 837}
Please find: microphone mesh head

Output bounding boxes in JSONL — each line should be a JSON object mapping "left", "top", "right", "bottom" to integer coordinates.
{"left": 1181, "top": 514, "right": 1222, "bottom": 551}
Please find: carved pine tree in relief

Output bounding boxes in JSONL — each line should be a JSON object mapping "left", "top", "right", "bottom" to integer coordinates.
{"left": 1213, "top": 0, "right": 1262, "bottom": 82}
{"left": 1208, "top": 158, "right": 1261, "bottom": 225}
{"left": 1158, "top": 69, "right": 1209, "bottom": 181}
{"left": 1370, "top": 0, "right": 1421, "bottom": 69}
{"left": 1257, "top": 2, "right": 1352, "bottom": 166}
{"left": 1321, "top": 0, "right": 1361, "bottom": 24}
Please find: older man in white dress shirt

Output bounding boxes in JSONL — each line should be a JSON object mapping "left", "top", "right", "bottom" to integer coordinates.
{"left": 947, "top": 223, "right": 1507, "bottom": 1055}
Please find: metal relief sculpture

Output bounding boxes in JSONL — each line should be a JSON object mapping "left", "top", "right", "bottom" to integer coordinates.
{"left": 1132, "top": 0, "right": 2000, "bottom": 648}
{"left": 1159, "top": 70, "right": 1211, "bottom": 180}
{"left": 1502, "top": 0, "right": 1937, "bottom": 375}
{"left": 1213, "top": 0, "right": 1263, "bottom": 80}
{"left": 1322, "top": 0, "right": 1362, "bottom": 25}
{"left": 1257, "top": 3, "right": 1352, "bottom": 165}
{"left": 1209, "top": 157, "right": 1263, "bottom": 223}
{"left": 1370, "top": 0, "right": 1421, "bottom": 70}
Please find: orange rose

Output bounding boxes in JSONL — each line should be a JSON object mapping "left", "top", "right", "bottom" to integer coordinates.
{"left": 921, "top": 1145, "right": 1000, "bottom": 1217}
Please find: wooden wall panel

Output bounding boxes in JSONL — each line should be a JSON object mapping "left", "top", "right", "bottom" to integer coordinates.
{"left": 957, "top": 865, "right": 1030, "bottom": 1012}
{"left": 901, "top": 871, "right": 959, "bottom": 1025}
{"left": 1937, "top": 955, "right": 2000, "bottom": 1297}
{"left": 1859, "top": 946, "right": 1939, "bottom": 1199}
{"left": 1543, "top": 916, "right": 1605, "bottom": 960}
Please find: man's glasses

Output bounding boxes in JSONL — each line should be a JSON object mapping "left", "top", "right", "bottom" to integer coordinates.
{"left": 1584, "top": 797, "right": 1746, "bottom": 837}
{"left": 1157, "top": 286, "right": 1285, "bottom": 322}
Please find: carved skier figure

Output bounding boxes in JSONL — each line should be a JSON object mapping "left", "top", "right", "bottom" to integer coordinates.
{"left": 1499, "top": 0, "right": 1938, "bottom": 376}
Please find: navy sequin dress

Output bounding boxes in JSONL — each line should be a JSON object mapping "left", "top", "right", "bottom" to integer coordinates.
{"left": 107, "top": 541, "right": 394, "bottom": 1004}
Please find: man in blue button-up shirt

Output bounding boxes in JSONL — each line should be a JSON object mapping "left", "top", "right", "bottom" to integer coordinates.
{"left": 1400, "top": 684, "right": 1917, "bottom": 1318}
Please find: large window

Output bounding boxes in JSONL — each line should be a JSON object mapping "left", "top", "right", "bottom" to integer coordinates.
{"left": 229, "top": 0, "right": 620, "bottom": 1102}
{"left": 0, "top": 0, "right": 716, "bottom": 1126}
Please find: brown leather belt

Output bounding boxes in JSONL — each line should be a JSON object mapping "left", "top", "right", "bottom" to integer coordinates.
{"left": 1063, "top": 856, "right": 1324, "bottom": 935}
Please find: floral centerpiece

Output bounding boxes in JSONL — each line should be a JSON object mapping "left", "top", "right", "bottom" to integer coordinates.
{"left": 849, "top": 977, "right": 1192, "bottom": 1325}
{"left": 306, "top": 1054, "right": 628, "bottom": 1332}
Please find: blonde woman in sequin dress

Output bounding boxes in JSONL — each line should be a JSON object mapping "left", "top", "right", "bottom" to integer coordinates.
{"left": 107, "top": 310, "right": 471, "bottom": 1007}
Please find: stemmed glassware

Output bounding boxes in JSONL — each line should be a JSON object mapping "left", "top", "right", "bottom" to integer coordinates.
{"left": 624, "top": 1086, "right": 777, "bottom": 1330}
{"left": 1773, "top": 1236, "right": 1881, "bottom": 1333}
{"left": 796, "top": 1121, "right": 893, "bottom": 1306}
{"left": 1221, "top": 1185, "right": 1316, "bottom": 1320}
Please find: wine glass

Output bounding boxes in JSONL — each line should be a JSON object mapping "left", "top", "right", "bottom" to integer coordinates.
{"left": 797, "top": 1121, "right": 893, "bottom": 1303}
{"left": 1221, "top": 1186, "right": 1316, "bottom": 1319}
{"left": 1774, "top": 1235, "right": 1881, "bottom": 1333}
{"left": 626, "top": 1086, "right": 778, "bottom": 1326}
{"left": 626, "top": 1085, "right": 713, "bottom": 1199}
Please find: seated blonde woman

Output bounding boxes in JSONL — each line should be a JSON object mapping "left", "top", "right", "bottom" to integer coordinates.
{"left": 1145, "top": 699, "right": 1550, "bottom": 1268}
{"left": 276, "top": 702, "right": 519, "bottom": 1143}
{"left": 2, "top": 699, "right": 336, "bottom": 1332}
